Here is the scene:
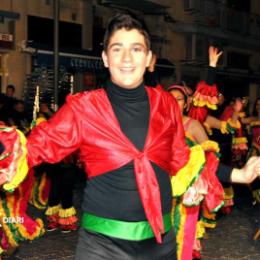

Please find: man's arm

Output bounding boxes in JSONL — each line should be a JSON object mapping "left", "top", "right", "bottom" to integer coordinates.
{"left": 27, "top": 97, "right": 82, "bottom": 168}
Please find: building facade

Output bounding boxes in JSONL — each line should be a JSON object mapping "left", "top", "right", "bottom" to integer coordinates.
{"left": 0, "top": 0, "right": 260, "bottom": 111}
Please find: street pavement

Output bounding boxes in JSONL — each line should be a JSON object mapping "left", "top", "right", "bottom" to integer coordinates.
{"left": 2, "top": 184, "right": 260, "bottom": 260}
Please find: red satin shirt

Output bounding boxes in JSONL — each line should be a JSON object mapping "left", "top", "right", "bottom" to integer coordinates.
{"left": 27, "top": 86, "right": 190, "bottom": 242}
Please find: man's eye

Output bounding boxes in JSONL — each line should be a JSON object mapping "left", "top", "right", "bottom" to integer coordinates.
{"left": 112, "top": 48, "right": 121, "bottom": 52}
{"left": 132, "top": 47, "right": 143, "bottom": 52}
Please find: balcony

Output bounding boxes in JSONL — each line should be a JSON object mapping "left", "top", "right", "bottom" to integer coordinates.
{"left": 99, "top": 0, "right": 168, "bottom": 15}
{"left": 0, "top": 10, "right": 20, "bottom": 51}
{"left": 182, "top": 0, "right": 260, "bottom": 38}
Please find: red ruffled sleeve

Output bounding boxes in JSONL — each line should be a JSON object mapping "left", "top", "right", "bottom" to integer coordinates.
{"left": 188, "top": 81, "right": 218, "bottom": 123}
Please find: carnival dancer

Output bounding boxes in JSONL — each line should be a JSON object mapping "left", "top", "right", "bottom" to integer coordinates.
{"left": 189, "top": 48, "right": 245, "bottom": 217}
{"left": 240, "top": 98, "right": 260, "bottom": 204}
{"left": 0, "top": 124, "right": 44, "bottom": 255}
{"left": 168, "top": 46, "right": 251, "bottom": 260}
{"left": 0, "top": 88, "right": 47, "bottom": 256}
{"left": 247, "top": 98, "right": 260, "bottom": 204}
{"left": 169, "top": 84, "right": 223, "bottom": 260}
{"left": 44, "top": 154, "right": 78, "bottom": 233}
{"left": 0, "top": 14, "right": 259, "bottom": 260}
{"left": 33, "top": 101, "right": 78, "bottom": 233}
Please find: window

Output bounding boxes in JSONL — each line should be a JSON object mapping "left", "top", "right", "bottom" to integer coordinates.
{"left": 45, "top": 0, "right": 51, "bottom": 5}
{"left": 27, "top": 16, "right": 82, "bottom": 49}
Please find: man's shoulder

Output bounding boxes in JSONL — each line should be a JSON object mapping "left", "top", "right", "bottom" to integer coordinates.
{"left": 146, "top": 85, "right": 173, "bottom": 101}
{"left": 146, "top": 84, "right": 166, "bottom": 95}
{"left": 66, "top": 89, "right": 106, "bottom": 103}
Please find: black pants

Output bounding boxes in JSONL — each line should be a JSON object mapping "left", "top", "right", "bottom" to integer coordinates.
{"left": 47, "top": 163, "right": 76, "bottom": 209}
{"left": 75, "top": 228, "right": 177, "bottom": 260}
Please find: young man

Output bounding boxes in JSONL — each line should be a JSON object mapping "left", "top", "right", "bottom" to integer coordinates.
{"left": 0, "top": 13, "right": 259, "bottom": 260}
{"left": 28, "top": 14, "right": 188, "bottom": 259}
{"left": 5, "top": 84, "right": 15, "bottom": 98}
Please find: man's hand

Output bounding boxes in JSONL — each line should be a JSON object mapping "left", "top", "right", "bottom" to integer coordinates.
{"left": 209, "top": 46, "right": 223, "bottom": 68}
{"left": 231, "top": 156, "right": 260, "bottom": 184}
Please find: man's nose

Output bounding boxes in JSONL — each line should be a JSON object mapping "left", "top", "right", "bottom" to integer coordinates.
{"left": 122, "top": 49, "right": 132, "bottom": 62}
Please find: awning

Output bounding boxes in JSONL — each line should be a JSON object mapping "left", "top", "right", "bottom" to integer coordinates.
{"left": 0, "top": 10, "right": 20, "bottom": 20}
{"left": 33, "top": 49, "right": 174, "bottom": 76}
{"left": 33, "top": 49, "right": 104, "bottom": 72}
{"left": 99, "top": 0, "right": 168, "bottom": 15}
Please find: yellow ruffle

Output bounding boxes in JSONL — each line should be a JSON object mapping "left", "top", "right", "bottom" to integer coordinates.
{"left": 232, "top": 137, "right": 248, "bottom": 145}
{"left": 200, "top": 220, "right": 216, "bottom": 229}
{"left": 220, "top": 121, "right": 228, "bottom": 134}
{"left": 200, "top": 140, "right": 220, "bottom": 153}
{"left": 203, "top": 122, "right": 212, "bottom": 135}
{"left": 239, "top": 112, "right": 246, "bottom": 118}
{"left": 202, "top": 209, "right": 216, "bottom": 221}
{"left": 171, "top": 145, "right": 205, "bottom": 197}
{"left": 58, "top": 207, "right": 77, "bottom": 218}
{"left": 58, "top": 215, "right": 78, "bottom": 225}
{"left": 45, "top": 204, "right": 61, "bottom": 216}
{"left": 0, "top": 209, "right": 18, "bottom": 249}
{"left": 30, "top": 173, "right": 48, "bottom": 210}
{"left": 172, "top": 199, "right": 187, "bottom": 260}
{"left": 250, "top": 121, "right": 260, "bottom": 127}
{"left": 227, "top": 118, "right": 241, "bottom": 129}
{"left": 3, "top": 129, "right": 29, "bottom": 192}
{"left": 17, "top": 218, "right": 45, "bottom": 240}
{"left": 201, "top": 209, "right": 217, "bottom": 229}
{"left": 36, "top": 117, "right": 47, "bottom": 126}
{"left": 224, "top": 186, "right": 234, "bottom": 200}
{"left": 193, "top": 99, "right": 217, "bottom": 110}
{"left": 185, "top": 131, "right": 195, "bottom": 142}
{"left": 196, "top": 221, "right": 206, "bottom": 239}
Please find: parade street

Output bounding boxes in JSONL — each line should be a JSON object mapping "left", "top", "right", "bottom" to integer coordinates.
{"left": 3, "top": 185, "right": 260, "bottom": 260}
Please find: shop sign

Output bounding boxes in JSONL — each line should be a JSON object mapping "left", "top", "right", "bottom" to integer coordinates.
{"left": 0, "top": 33, "right": 13, "bottom": 49}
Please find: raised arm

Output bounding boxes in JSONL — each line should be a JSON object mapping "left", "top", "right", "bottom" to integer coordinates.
{"left": 209, "top": 46, "right": 223, "bottom": 68}
{"left": 188, "top": 46, "right": 223, "bottom": 123}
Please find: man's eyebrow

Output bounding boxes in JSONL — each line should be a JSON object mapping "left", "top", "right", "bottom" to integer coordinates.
{"left": 108, "top": 43, "right": 123, "bottom": 50}
{"left": 108, "top": 42, "right": 146, "bottom": 49}
{"left": 131, "top": 43, "right": 146, "bottom": 48}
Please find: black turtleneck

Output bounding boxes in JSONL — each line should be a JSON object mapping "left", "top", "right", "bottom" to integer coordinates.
{"left": 82, "top": 81, "right": 172, "bottom": 221}
{"left": 106, "top": 81, "right": 149, "bottom": 150}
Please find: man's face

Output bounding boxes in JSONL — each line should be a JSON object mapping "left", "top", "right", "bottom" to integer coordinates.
{"left": 6, "top": 88, "right": 14, "bottom": 97}
{"left": 15, "top": 103, "right": 24, "bottom": 113}
{"left": 102, "top": 28, "right": 152, "bottom": 89}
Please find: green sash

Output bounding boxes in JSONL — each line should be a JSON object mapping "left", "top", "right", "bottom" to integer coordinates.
{"left": 81, "top": 212, "right": 172, "bottom": 241}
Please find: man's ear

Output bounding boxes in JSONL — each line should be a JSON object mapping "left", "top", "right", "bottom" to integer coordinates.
{"left": 146, "top": 50, "right": 153, "bottom": 68}
{"left": 102, "top": 51, "right": 109, "bottom": 68}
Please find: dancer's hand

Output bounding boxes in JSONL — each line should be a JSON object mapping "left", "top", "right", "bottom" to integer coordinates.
{"left": 230, "top": 156, "right": 260, "bottom": 184}
{"left": 209, "top": 46, "right": 223, "bottom": 68}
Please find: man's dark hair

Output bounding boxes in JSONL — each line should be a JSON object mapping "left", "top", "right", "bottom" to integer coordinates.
{"left": 6, "top": 84, "right": 15, "bottom": 92}
{"left": 103, "top": 13, "right": 151, "bottom": 52}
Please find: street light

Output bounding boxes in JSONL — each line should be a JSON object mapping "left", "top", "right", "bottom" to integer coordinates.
{"left": 53, "top": 0, "right": 60, "bottom": 111}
